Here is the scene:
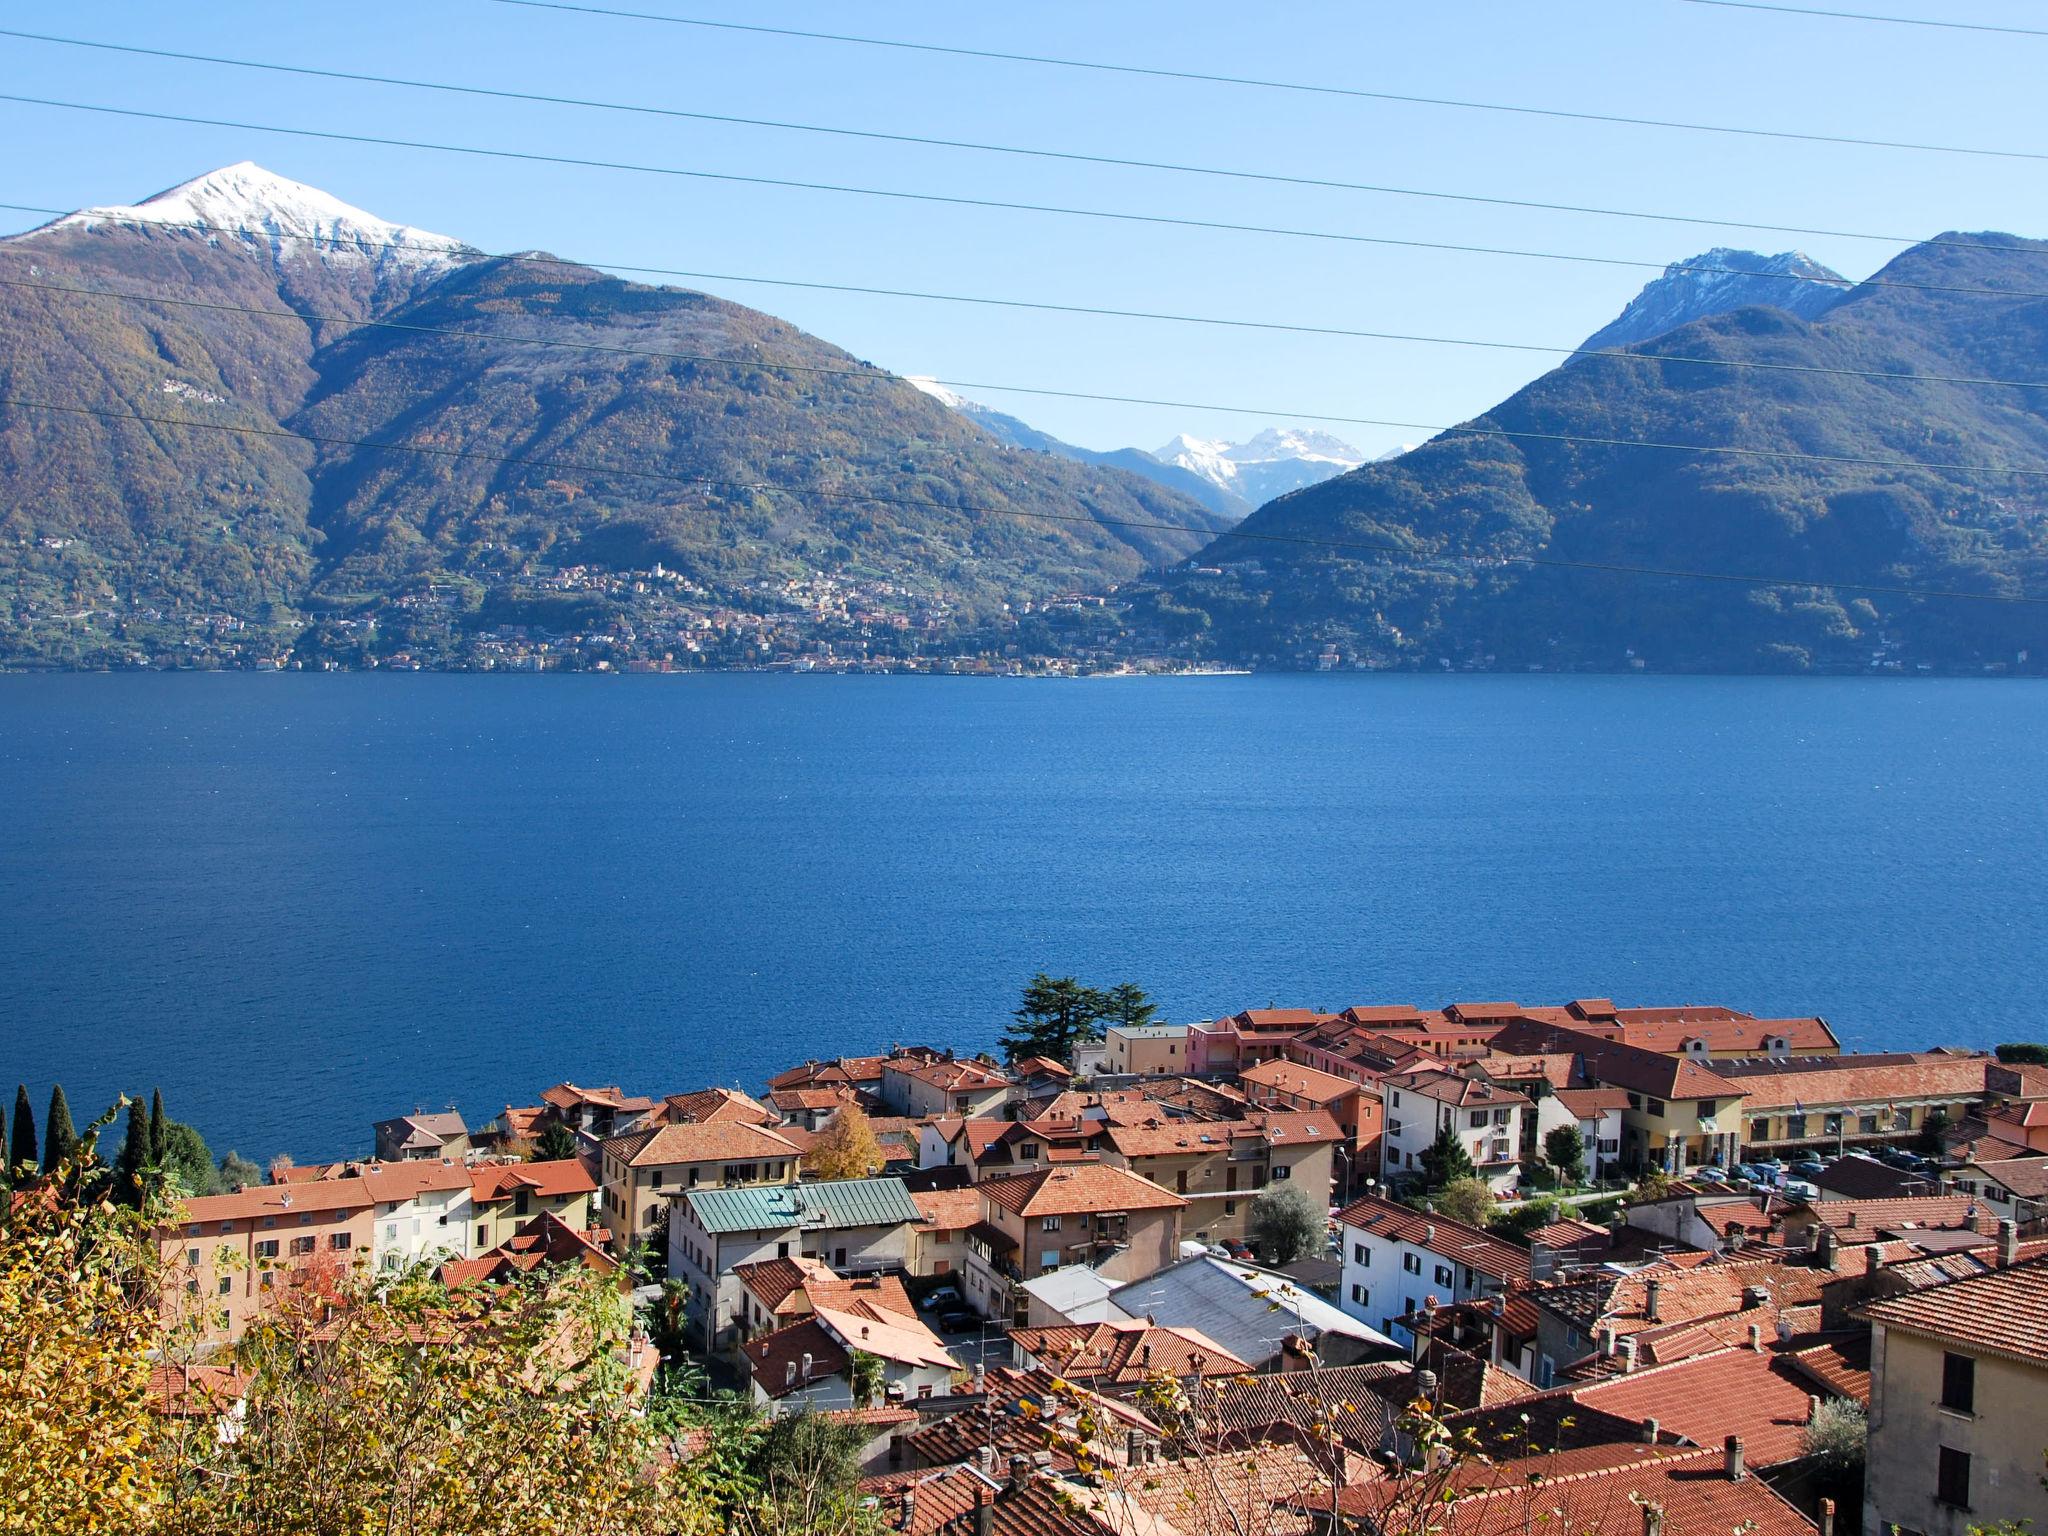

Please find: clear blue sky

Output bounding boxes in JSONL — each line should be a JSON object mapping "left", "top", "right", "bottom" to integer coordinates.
{"left": 3, "top": 1, "right": 2044, "bottom": 457}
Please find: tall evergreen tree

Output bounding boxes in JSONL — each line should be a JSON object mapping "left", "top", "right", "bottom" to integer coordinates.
{"left": 1102, "top": 982, "right": 1160, "bottom": 1032}
{"left": 9, "top": 1085, "right": 36, "bottom": 1181}
{"left": 148, "top": 1089, "right": 168, "bottom": 1167}
{"left": 41, "top": 1085, "right": 77, "bottom": 1176}
{"left": 115, "top": 1097, "right": 150, "bottom": 1206}
{"left": 1417, "top": 1122, "right": 1477, "bottom": 1191}
{"left": 1000, "top": 973, "right": 1111, "bottom": 1065}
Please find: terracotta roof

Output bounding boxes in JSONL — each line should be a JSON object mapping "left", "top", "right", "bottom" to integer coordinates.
{"left": 1489, "top": 1021, "right": 1744, "bottom": 1101}
{"left": 978, "top": 1164, "right": 1187, "bottom": 1219}
{"left": 1097, "top": 1445, "right": 1324, "bottom": 1536}
{"left": 437, "top": 1210, "right": 618, "bottom": 1288}
{"left": 1329, "top": 1445, "right": 1816, "bottom": 1536}
{"left": 767, "top": 1086, "right": 854, "bottom": 1112}
{"left": 1101, "top": 1111, "right": 1340, "bottom": 1159}
{"left": 540, "top": 1082, "right": 654, "bottom": 1113}
{"left": 1720, "top": 1056, "right": 1989, "bottom": 1111}
{"left": 147, "top": 1363, "right": 250, "bottom": 1418}
{"left": 1223, "top": 1008, "right": 1332, "bottom": 1031}
{"left": 1807, "top": 1194, "right": 1998, "bottom": 1237}
{"left": 1551, "top": 1087, "right": 1633, "bottom": 1116}
{"left": 355, "top": 1161, "right": 475, "bottom": 1201}
{"left": 732, "top": 1255, "right": 838, "bottom": 1316}
{"left": 1334, "top": 1194, "right": 1533, "bottom": 1283}
{"left": 744, "top": 1316, "right": 847, "bottom": 1398}
{"left": 1971, "top": 1157, "right": 2048, "bottom": 1198}
{"left": 1573, "top": 1345, "right": 1845, "bottom": 1466}
{"left": 468, "top": 1157, "right": 596, "bottom": 1203}
{"left": 1618, "top": 1014, "right": 1841, "bottom": 1057}
{"left": 1205, "top": 1361, "right": 1411, "bottom": 1454}
{"left": 1861, "top": 1256, "right": 2048, "bottom": 1364}
{"left": 1012, "top": 1056, "right": 1073, "bottom": 1080}
{"left": 662, "top": 1086, "right": 777, "bottom": 1126}
{"left": 888, "top": 1057, "right": 1012, "bottom": 1093}
{"left": 911, "top": 1186, "right": 983, "bottom": 1233}
{"left": 900, "top": 1368, "right": 1156, "bottom": 1472}
{"left": 1381, "top": 1069, "right": 1532, "bottom": 1110}
{"left": 602, "top": 1120, "right": 801, "bottom": 1168}
{"left": 1238, "top": 1059, "right": 1362, "bottom": 1104}
{"left": 1784, "top": 1334, "right": 1872, "bottom": 1402}
{"left": 1528, "top": 1218, "right": 1611, "bottom": 1250}
{"left": 175, "top": 1178, "right": 379, "bottom": 1225}
{"left": 1008, "top": 1320, "right": 1250, "bottom": 1384}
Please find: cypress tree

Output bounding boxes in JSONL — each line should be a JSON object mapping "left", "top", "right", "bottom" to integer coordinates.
{"left": 42, "top": 1085, "right": 76, "bottom": 1175}
{"left": 9, "top": 1085, "right": 36, "bottom": 1180}
{"left": 116, "top": 1098, "right": 150, "bottom": 1206}
{"left": 148, "top": 1089, "right": 168, "bottom": 1167}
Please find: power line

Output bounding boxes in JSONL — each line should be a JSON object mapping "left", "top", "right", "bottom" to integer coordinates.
{"left": 0, "top": 26, "right": 2036, "bottom": 259}
{"left": 483, "top": 0, "right": 2048, "bottom": 164}
{"left": 15, "top": 199, "right": 2048, "bottom": 395}
{"left": 8, "top": 394, "right": 2045, "bottom": 606}
{"left": 16, "top": 269, "right": 2048, "bottom": 473}
{"left": 1678, "top": 0, "right": 2048, "bottom": 38}
{"left": 5, "top": 93, "right": 2045, "bottom": 306}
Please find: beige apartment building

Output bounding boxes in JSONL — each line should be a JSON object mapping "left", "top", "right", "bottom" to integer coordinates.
{"left": 961, "top": 1164, "right": 1185, "bottom": 1324}
{"left": 1863, "top": 1254, "right": 2048, "bottom": 1536}
{"left": 598, "top": 1121, "right": 802, "bottom": 1252}
{"left": 1103, "top": 1024, "right": 1191, "bottom": 1076}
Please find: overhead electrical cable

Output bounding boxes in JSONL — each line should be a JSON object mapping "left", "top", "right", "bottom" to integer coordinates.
{"left": 2, "top": 93, "right": 2045, "bottom": 306}
{"left": 0, "top": 27, "right": 2039, "bottom": 258}
{"left": 12, "top": 267, "right": 2048, "bottom": 418}
{"left": 481, "top": 0, "right": 2048, "bottom": 164}
{"left": 7, "top": 395, "right": 2046, "bottom": 607}
{"left": 1677, "top": 1, "right": 2048, "bottom": 39}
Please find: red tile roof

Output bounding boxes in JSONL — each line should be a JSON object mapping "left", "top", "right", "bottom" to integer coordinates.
{"left": 889, "top": 1057, "right": 1012, "bottom": 1093}
{"left": 1861, "top": 1255, "right": 2048, "bottom": 1364}
{"left": 662, "top": 1086, "right": 778, "bottom": 1126}
{"left": 1722, "top": 1056, "right": 1990, "bottom": 1111}
{"left": 1009, "top": 1320, "right": 1250, "bottom": 1384}
{"left": 436, "top": 1210, "right": 618, "bottom": 1288}
{"left": 1239, "top": 1059, "right": 1362, "bottom": 1104}
{"left": 1381, "top": 1068, "right": 1532, "bottom": 1109}
{"left": 1573, "top": 1345, "right": 1837, "bottom": 1466}
{"left": 911, "top": 1186, "right": 982, "bottom": 1234}
{"left": 732, "top": 1255, "right": 838, "bottom": 1316}
{"left": 978, "top": 1164, "right": 1187, "bottom": 1219}
{"left": 147, "top": 1363, "right": 250, "bottom": 1418}
{"left": 468, "top": 1157, "right": 596, "bottom": 1203}
{"left": 1806, "top": 1194, "right": 1998, "bottom": 1237}
{"left": 1335, "top": 1194, "right": 1533, "bottom": 1283}
{"left": 603, "top": 1120, "right": 801, "bottom": 1168}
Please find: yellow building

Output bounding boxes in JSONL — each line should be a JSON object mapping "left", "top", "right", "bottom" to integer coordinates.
{"left": 1103, "top": 1024, "right": 1190, "bottom": 1076}
{"left": 598, "top": 1122, "right": 801, "bottom": 1253}
{"left": 467, "top": 1158, "right": 599, "bottom": 1253}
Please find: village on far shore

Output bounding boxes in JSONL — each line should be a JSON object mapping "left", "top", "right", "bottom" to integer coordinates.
{"left": 150, "top": 991, "right": 2048, "bottom": 1536}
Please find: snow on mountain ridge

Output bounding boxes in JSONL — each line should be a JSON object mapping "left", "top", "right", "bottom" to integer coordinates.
{"left": 1154, "top": 428, "right": 1365, "bottom": 504}
{"left": 1579, "top": 246, "right": 1852, "bottom": 355}
{"left": 20, "top": 162, "right": 475, "bottom": 273}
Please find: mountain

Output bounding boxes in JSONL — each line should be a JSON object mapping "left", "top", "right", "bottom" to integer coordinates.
{"left": 1135, "top": 232, "right": 2048, "bottom": 673}
{"left": 1153, "top": 428, "right": 1367, "bottom": 506}
{"left": 905, "top": 378, "right": 1248, "bottom": 520}
{"left": 0, "top": 165, "right": 1227, "bottom": 669}
{"left": 1579, "top": 248, "right": 1852, "bottom": 354}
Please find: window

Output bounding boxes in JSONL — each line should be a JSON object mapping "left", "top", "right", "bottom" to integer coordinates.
{"left": 1937, "top": 1447, "right": 1971, "bottom": 1509}
{"left": 1749, "top": 1119, "right": 1771, "bottom": 1140}
{"left": 1391, "top": 1091, "right": 1402, "bottom": 1108}
{"left": 290, "top": 1236, "right": 315, "bottom": 1257}
{"left": 1353, "top": 1244, "right": 1370, "bottom": 1265}
{"left": 1646, "top": 1098, "right": 1666, "bottom": 1117}
{"left": 1041, "top": 1215, "right": 1061, "bottom": 1232}
{"left": 186, "top": 1247, "right": 201, "bottom": 1267}
{"left": 1039, "top": 1250, "right": 1060, "bottom": 1270}
{"left": 185, "top": 1279, "right": 199, "bottom": 1296}
{"left": 1469, "top": 1111, "right": 1489, "bottom": 1129}
{"left": 1223, "top": 1201, "right": 1236, "bottom": 1217}
{"left": 1350, "top": 1283, "right": 1369, "bottom": 1306}
{"left": 1273, "top": 1164, "right": 1292, "bottom": 1180}
{"left": 1627, "top": 1093, "right": 1642, "bottom": 1110}
{"left": 1858, "top": 1112, "right": 1880, "bottom": 1135}
{"left": 255, "top": 1240, "right": 279, "bottom": 1259}
{"left": 1824, "top": 1113, "right": 1843, "bottom": 1136}
{"left": 1941, "top": 1352, "right": 1976, "bottom": 1414}
{"left": 777, "top": 1241, "right": 791, "bottom": 1258}
{"left": 1434, "top": 1265, "right": 1453, "bottom": 1286}
{"left": 330, "top": 1233, "right": 350, "bottom": 1251}
{"left": 1493, "top": 1108, "right": 1512, "bottom": 1126}
{"left": 1226, "top": 1168, "right": 1239, "bottom": 1192}
{"left": 1176, "top": 1170, "right": 1188, "bottom": 1193}
{"left": 934, "top": 1259, "right": 949, "bottom": 1275}
{"left": 477, "top": 1224, "right": 489, "bottom": 1248}
{"left": 1403, "top": 1252, "right": 1421, "bottom": 1274}
{"left": 218, "top": 1276, "right": 232, "bottom": 1296}
{"left": 1787, "top": 1115, "right": 1808, "bottom": 1139}
{"left": 514, "top": 1190, "right": 530, "bottom": 1217}
{"left": 650, "top": 1171, "right": 665, "bottom": 1189}
{"left": 1893, "top": 1108, "right": 1912, "bottom": 1131}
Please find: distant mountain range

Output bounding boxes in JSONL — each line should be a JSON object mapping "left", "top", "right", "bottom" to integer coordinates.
{"left": 0, "top": 164, "right": 1231, "bottom": 668}
{"left": 1135, "top": 236, "right": 2048, "bottom": 673}
{"left": 906, "top": 378, "right": 1373, "bottom": 519}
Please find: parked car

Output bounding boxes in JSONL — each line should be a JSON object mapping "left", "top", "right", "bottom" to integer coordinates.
{"left": 937, "top": 1310, "right": 979, "bottom": 1334}
{"left": 1733, "top": 1163, "right": 1766, "bottom": 1183}
{"left": 1789, "top": 1162, "right": 1827, "bottom": 1181}
{"left": 919, "top": 1287, "right": 961, "bottom": 1313}
{"left": 1693, "top": 1166, "right": 1730, "bottom": 1185}
{"left": 1782, "top": 1179, "right": 1821, "bottom": 1201}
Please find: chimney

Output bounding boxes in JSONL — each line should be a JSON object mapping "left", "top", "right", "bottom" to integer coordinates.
{"left": 1742, "top": 1284, "right": 1770, "bottom": 1308}
{"left": 1864, "top": 1244, "right": 1884, "bottom": 1275}
{"left": 975, "top": 1487, "right": 994, "bottom": 1536}
{"left": 976, "top": 1443, "right": 995, "bottom": 1475}
{"left": 1008, "top": 1454, "right": 1031, "bottom": 1493}
{"left": 1725, "top": 1435, "right": 1746, "bottom": 1482}
{"left": 899, "top": 1491, "right": 916, "bottom": 1527}
{"left": 1816, "top": 1227, "right": 1839, "bottom": 1271}
{"left": 1126, "top": 1427, "right": 1145, "bottom": 1465}
{"left": 1416, "top": 1368, "right": 1439, "bottom": 1409}
{"left": 2000, "top": 1219, "right": 2020, "bottom": 1269}
{"left": 1748, "top": 1322, "right": 1764, "bottom": 1352}
{"left": 1820, "top": 1498, "right": 1837, "bottom": 1536}
{"left": 1644, "top": 1279, "right": 1662, "bottom": 1322}
{"left": 1642, "top": 1504, "right": 1664, "bottom": 1536}
{"left": 1641, "top": 1416, "right": 1660, "bottom": 1443}
{"left": 1621, "top": 1338, "right": 1640, "bottom": 1373}
{"left": 1808, "top": 1395, "right": 1822, "bottom": 1425}
{"left": 1600, "top": 1322, "right": 1619, "bottom": 1357}
{"left": 1425, "top": 1223, "right": 1437, "bottom": 1245}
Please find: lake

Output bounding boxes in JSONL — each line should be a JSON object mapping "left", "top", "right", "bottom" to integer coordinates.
{"left": 2, "top": 673, "right": 2043, "bottom": 1161}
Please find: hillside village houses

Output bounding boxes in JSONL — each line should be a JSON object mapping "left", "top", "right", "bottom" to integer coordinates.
{"left": 146, "top": 990, "right": 2048, "bottom": 1536}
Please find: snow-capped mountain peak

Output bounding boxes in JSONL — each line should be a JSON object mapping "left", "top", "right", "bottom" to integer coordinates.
{"left": 1154, "top": 428, "right": 1365, "bottom": 505}
{"left": 905, "top": 375, "right": 972, "bottom": 411}
{"left": 1579, "top": 247, "right": 1852, "bottom": 354}
{"left": 20, "top": 162, "right": 475, "bottom": 273}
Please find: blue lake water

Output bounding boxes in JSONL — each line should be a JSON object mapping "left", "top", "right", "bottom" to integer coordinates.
{"left": 3, "top": 673, "right": 2045, "bottom": 1161}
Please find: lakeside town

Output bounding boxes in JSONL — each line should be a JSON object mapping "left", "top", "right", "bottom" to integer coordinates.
{"left": 25, "top": 985, "right": 2048, "bottom": 1535}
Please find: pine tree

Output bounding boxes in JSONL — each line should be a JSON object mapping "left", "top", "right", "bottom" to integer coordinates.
{"left": 1418, "top": 1122, "right": 1477, "bottom": 1190}
{"left": 148, "top": 1089, "right": 168, "bottom": 1168}
{"left": 1000, "top": 973, "right": 1111, "bottom": 1065}
{"left": 115, "top": 1098, "right": 150, "bottom": 1206}
{"left": 535, "top": 1121, "right": 579, "bottom": 1163}
{"left": 1102, "top": 982, "right": 1159, "bottom": 1032}
{"left": 9, "top": 1085, "right": 37, "bottom": 1181}
{"left": 41, "top": 1085, "right": 76, "bottom": 1176}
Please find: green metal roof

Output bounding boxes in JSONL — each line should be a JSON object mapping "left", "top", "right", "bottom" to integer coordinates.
{"left": 682, "top": 1177, "right": 924, "bottom": 1235}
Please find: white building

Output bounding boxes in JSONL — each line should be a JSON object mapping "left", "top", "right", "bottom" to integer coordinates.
{"left": 1379, "top": 1069, "right": 1531, "bottom": 1194}
{"left": 1537, "top": 1087, "right": 1629, "bottom": 1182}
{"left": 741, "top": 1297, "right": 959, "bottom": 1412}
{"left": 360, "top": 1161, "right": 476, "bottom": 1271}
{"left": 1335, "top": 1193, "right": 1533, "bottom": 1344}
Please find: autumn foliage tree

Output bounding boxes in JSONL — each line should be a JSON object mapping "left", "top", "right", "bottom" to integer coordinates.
{"left": 804, "top": 1104, "right": 884, "bottom": 1182}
